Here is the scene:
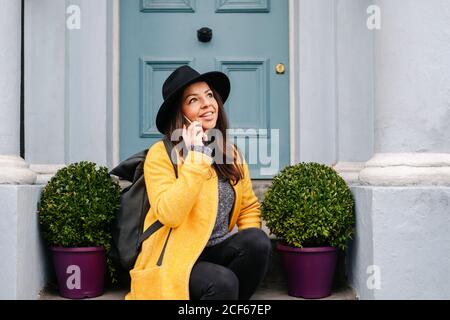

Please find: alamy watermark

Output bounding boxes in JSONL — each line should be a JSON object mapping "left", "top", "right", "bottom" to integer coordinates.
{"left": 66, "top": 5, "right": 81, "bottom": 30}
{"left": 366, "top": 265, "right": 381, "bottom": 290}
{"left": 367, "top": 5, "right": 381, "bottom": 30}
{"left": 66, "top": 265, "right": 81, "bottom": 290}
{"left": 169, "top": 128, "right": 280, "bottom": 176}
{"left": 66, "top": 4, "right": 381, "bottom": 31}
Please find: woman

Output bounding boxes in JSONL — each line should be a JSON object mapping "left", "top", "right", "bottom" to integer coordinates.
{"left": 126, "top": 65, "right": 272, "bottom": 300}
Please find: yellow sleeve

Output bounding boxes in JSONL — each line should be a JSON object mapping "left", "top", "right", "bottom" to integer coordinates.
{"left": 143, "top": 142, "right": 213, "bottom": 228}
{"left": 236, "top": 154, "right": 262, "bottom": 231}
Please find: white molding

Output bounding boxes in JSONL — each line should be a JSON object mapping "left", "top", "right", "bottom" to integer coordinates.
{"left": 0, "top": 156, "right": 37, "bottom": 185}
{"left": 34, "top": 175, "right": 56, "bottom": 185}
{"left": 112, "top": 0, "right": 120, "bottom": 168}
{"left": 333, "top": 162, "right": 366, "bottom": 185}
{"left": 359, "top": 153, "right": 450, "bottom": 186}
{"left": 360, "top": 167, "right": 450, "bottom": 186}
{"left": 28, "top": 163, "right": 127, "bottom": 186}
{"left": 29, "top": 164, "right": 66, "bottom": 185}
{"left": 364, "top": 153, "right": 450, "bottom": 168}
{"left": 29, "top": 164, "right": 66, "bottom": 174}
{"left": 289, "top": 0, "right": 297, "bottom": 165}
{"left": 332, "top": 0, "right": 339, "bottom": 165}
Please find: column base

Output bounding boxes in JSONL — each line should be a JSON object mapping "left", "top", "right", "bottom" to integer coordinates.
{"left": 29, "top": 164, "right": 66, "bottom": 185}
{"left": 348, "top": 185, "right": 450, "bottom": 299}
{"left": 333, "top": 162, "right": 366, "bottom": 185}
{"left": 359, "top": 153, "right": 450, "bottom": 186}
{"left": 0, "top": 155, "right": 37, "bottom": 185}
{"left": 0, "top": 185, "right": 50, "bottom": 299}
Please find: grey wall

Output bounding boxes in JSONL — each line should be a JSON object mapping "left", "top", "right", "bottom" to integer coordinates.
{"left": 25, "top": 0, "right": 66, "bottom": 164}
{"left": 348, "top": 187, "right": 375, "bottom": 300}
{"left": 373, "top": 0, "right": 450, "bottom": 153}
{"left": 336, "top": 0, "right": 374, "bottom": 162}
{"left": 350, "top": 186, "right": 450, "bottom": 299}
{"left": 298, "top": 0, "right": 337, "bottom": 164}
{"left": 0, "top": 186, "right": 49, "bottom": 299}
{"left": 0, "top": 0, "right": 22, "bottom": 155}
{"left": 298, "top": 0, "right": 374, "bottom": 165}
{"left": 25, "top": 0, "right": 113, "bottom": 167}
{"left": 65, "top": 0, "right": 109, "bottom": 165}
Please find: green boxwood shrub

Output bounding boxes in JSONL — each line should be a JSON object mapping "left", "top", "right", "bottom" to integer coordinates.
{"left": 38, "top": 161, "right": 121, "bottom": 281}
{"left": 261, "top": 163, "right": 355, "bottom": 250}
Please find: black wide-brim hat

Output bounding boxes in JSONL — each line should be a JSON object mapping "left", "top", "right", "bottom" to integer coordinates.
{"left": 156, "top": 65, "right": 231, "bottom": 134}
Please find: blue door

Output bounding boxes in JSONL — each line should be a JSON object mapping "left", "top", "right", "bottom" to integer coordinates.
{"left": 120, "top": 0, "right": 290, "bottom": 178}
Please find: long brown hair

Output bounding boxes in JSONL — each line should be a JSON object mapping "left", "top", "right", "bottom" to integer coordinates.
{"left": 164, "top": 86, "right": 244, "bottom": 185}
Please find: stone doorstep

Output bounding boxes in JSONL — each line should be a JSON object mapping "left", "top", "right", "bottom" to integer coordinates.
{"left": 39, "top": 284, "right": 356, "bottom": 301}
{"left": 39, "top": 239, "right": 356, "bottom": 301}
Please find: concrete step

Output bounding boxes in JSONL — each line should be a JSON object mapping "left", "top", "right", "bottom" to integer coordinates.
{"left": 251, "top": 179, "right": 273, "bottom": 202}
{"left": 252, "top": 283, "right": 356, "bottom": 300}
{"left": 39, "top": 241, "right": 356, "bottom": 300}
{"left": 39, "top": 283, "right": 356, "bottom": 300}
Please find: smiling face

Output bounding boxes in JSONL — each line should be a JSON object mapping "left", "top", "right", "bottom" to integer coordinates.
{"left": 181, "top": 81, "right": 219, "bottom": 131}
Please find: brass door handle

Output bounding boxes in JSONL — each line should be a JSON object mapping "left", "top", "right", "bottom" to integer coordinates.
{"left": 276, "top": 63, "right": 285, "bottom": 74}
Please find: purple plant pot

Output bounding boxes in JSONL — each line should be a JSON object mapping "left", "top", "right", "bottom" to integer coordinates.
{"left": 277, "top": 243, "right": 337, "bottom": 299}
{"left": 50, "top": 246, "right": 106, "bottom": 299}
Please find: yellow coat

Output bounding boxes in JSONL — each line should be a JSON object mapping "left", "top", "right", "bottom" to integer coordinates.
{"left": 125, "top": 141, "right": 261, "bottom": 300}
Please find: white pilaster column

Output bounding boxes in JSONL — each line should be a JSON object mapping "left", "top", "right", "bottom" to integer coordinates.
{"left": 0, "top": 0, "right": 36, "bottom": 184}
{"left": 359, "top": 0, "right": 450, "bottom": 186}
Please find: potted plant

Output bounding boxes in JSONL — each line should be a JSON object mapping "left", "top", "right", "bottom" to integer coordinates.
{"left": 261, "top": 162, "right": 355, "bottom": 299}
{"left": 38, "top": 161, "right": 120, "bottom": 299}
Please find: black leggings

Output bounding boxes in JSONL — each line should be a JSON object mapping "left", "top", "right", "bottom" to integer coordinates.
{"left": 189, "top": 228, "right": 272, "bottom": 300}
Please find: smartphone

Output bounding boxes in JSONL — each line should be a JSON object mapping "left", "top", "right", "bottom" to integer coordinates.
{"left": 184, "top": 115, "right": 202, "bottom": 127}
{"left": 184, "top": 115, "right": 206, "bottom": 142}
{"left": 183, "top": 115, "right": 193, "bottom": 125}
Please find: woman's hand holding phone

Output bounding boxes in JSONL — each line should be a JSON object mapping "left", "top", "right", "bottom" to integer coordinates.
{"left": 182, "top": 116, "right": 208, "bottom": 148}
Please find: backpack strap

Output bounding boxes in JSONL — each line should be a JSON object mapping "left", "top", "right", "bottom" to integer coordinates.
{"left": 162, "top": 136, "right": 178, "bottom": 178}
{"left": 139, "top": 220, "right": 164, "bottom": 245}
{"left": 137, "top": 137, "right": 178, "bottom": 246}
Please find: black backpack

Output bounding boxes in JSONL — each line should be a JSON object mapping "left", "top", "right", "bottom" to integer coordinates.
{"left": 109, "top": 137, "right": 177, "bottom": 277}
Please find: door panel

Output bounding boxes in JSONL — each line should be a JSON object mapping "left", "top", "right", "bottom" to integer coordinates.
{"left": 120, "top": 0, "right": 289, "bottom": 178}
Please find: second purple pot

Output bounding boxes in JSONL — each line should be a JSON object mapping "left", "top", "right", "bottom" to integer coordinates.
{"left": 277, "top": 243, "right": 337, "bottom": 299}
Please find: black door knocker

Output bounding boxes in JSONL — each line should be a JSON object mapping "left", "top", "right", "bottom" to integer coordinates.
{"left": 197, "top": 27, "right": 213, "bottom": 43}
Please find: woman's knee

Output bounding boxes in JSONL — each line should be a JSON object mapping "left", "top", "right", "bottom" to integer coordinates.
{"left": 190, "top": 262, "right": 239, "bottom": 300}
{"left": 210, "top": 267, "right": 239, "bottom": 298}
{"left": 240, "top": 228, "right": 272, "bottom": 256}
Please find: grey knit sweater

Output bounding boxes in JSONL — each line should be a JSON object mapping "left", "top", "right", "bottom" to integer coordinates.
{"left": 206, "top": 177, "right": 235, "bottom": 247}
{"left": 189, "top": 145, "right": 235, "bottom": 247}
